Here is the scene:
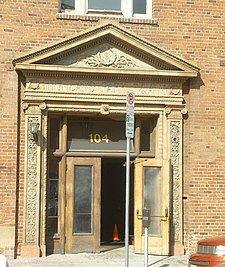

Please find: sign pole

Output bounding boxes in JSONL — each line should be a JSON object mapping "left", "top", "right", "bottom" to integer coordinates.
{"left": 125, "top": 92, "right": 135, "bottom": 267}
{"left": 125, "top": 136, "right": 130, "bottom": 267}
{"left": 144, "top": 226, "right": 148, "bottom": 267}
{"left": 142, "top": 208, "right": 150, "bottom": 267}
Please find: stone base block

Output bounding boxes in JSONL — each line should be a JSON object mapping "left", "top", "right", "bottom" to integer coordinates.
{"left": 171, "top": 242, "right": 185, "bottom": 256}
{"left": 21, "top": 245, "right": 40, "bottom": 258}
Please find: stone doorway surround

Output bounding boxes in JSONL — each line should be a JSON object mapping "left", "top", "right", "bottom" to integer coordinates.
{"left": 13, "top": 22, "right": 199, "bottom": 257}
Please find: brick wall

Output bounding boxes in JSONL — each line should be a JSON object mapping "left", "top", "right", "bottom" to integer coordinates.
{"left": 1, "top": 0, "right": 225, "bottom": 257}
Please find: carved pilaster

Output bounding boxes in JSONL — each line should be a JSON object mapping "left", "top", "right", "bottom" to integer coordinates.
{"left": 25, "top": 115, "right": 40, "bottom": 244}
{"left": 166, "top": 107, "right": 187, "bottom": 254}
{"left": 170, "top": 120, "right": 182, "bottom": 242}
{"left": 23, "top": 104, "right": 45, "bottom": 248}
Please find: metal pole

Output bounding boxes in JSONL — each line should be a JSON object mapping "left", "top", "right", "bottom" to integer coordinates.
{"left": 125, "top": 137, "right": 130, "bottom": 267}
{"left": 144, "top": 227, "right": 148, "bottom": 267}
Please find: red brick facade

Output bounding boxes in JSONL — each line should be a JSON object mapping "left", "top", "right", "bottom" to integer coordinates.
{"left": 1, "top": 0, "right": 225, "bottom": 258}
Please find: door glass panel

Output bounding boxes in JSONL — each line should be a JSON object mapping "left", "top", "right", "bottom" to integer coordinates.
{"left": 140, "top": 120, "right": 151, "bottom": 151}
{"left": 88, "top": 0, "right": 121, "bottom": 11}
{"left": 139, "top": 117, "right": 157, "bottom": 156}
{"left": 49, "top": 117, "right": 60, "bottom": 151}
{"left": 133, "top": 0, "right": 146, "bottom": 14}
{"left": 47, "top": 159, "right": 59, "bottom": 235}
{"left": 73, "top": 166, "right": 92, "bottom": 234}
{"left": 144, "top": 167, "right": 161, "bottom": 236}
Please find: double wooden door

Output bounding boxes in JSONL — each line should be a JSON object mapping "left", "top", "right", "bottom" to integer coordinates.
{"left": 49, "top": 156, "right": 170, "bottom": 255}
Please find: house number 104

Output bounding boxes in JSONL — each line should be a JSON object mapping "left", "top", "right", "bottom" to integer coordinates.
{"left": 89, "top": 133, "right": 109, "bottom": 143}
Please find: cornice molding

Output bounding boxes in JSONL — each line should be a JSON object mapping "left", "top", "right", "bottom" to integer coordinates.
{"left": 16, "top": 63, "right": 197, "bottom": 82}
{"left": 13, "top": 23, "right": 200, "bottom": 76}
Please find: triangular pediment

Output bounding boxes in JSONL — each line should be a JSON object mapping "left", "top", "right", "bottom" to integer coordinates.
{"left": 13, "top": 23, "right": 199, "bottom": 78}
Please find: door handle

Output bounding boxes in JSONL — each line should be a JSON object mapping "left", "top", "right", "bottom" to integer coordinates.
{"left": 161, "top": 207, "right": 169, "bottom": 222}
{"left": 137, "top": 208, "right": 169, "bottom": 221}
{"left": 136, "top": 209, "right": 143, "bottom": 220}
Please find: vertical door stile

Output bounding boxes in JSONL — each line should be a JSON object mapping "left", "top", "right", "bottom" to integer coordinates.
{"left": 60, "top": 114, "right": 67, "bottom": 253}
{"left": 65, "top": 157, "right": 73, "bottom": 253}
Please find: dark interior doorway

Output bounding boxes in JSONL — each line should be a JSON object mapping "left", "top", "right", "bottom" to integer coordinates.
{"left": 101, "top": 158, "right": 134, "bottom": 245}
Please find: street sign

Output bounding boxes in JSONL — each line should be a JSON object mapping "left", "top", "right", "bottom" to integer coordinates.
{"left": 126, "top": 92, "right": 134, "bottom": 112}
{"left": 126, "top": 92, "right": 135, "bottom": 138}
{"left": 126, "top": 114, "right": 134, "bottom": 138}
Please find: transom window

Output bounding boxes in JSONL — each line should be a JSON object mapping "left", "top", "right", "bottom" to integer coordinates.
{"left": 60, "top": 0, "right": 152, "bottom": 18}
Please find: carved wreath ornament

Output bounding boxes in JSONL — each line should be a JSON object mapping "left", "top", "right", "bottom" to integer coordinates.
{"left": 85, "top": 49, "right": 136, "bottom": 68}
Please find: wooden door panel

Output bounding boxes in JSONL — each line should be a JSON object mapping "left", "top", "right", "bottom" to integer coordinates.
{"left": 66, "top": 157, "right": 101, "bottom": 253}
{"left": 134, "top": 158, "right": 170, "bottom": 255}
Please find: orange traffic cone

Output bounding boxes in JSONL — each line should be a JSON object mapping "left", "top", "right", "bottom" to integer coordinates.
{"left": 112, "top": 223, "right": 119, "bottom": 241}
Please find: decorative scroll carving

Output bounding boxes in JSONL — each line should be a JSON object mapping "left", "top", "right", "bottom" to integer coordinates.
{"left": 39, "top": 102, "right": 47, "bottom": 110}
{"left": 170, "top": 121, "right": 182, "bottom": 241}
{"left": 25, "top": 117, "right": 40, "bottom": 243}
{"left": 165, "top": 107, "right": 187, "bottom": 119}
{"left": 22, "top": 102, "right": 29, "bottom": 111}
{"left": 24, "top": 105, "right": 42, "bottom": 115}
{"left": 83, "top": 49, "right": 137, "bottom": 68}
{"left": 23, "top": 104, "right": 45, "bottom": 116}
{"left": 181, "top": 107, "right": 188, "bottom": 115}
{"left": 27, "top": 80, "right": 40, "bottom": 90}
{"left": 169, "top": 88, "right": 181, "bottom": 95}
{"left": 22, "top": 102, "right": 47, "bottom": 112}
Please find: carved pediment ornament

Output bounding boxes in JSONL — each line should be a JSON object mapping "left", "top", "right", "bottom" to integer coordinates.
{"left": 83, "top": 49, "right": 137, "bottom": 69}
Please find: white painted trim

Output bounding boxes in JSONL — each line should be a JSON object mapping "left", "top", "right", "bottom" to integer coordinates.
{"left": 60, "top": 0, "right": 152, "bottom": 18}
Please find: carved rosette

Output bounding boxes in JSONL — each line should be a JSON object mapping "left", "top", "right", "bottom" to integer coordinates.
{"left": 25, "top": 116, "right": 40, "bottom": 243}
{"left": 84, "top": 49, "right": 137, "bottom": 68}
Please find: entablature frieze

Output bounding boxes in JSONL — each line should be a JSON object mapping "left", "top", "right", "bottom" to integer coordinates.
{"left": 25, "top": 77, "right": 184, "bottom": 94}
{"left": 22, "top": 77, "right": 186, "bottom": 107}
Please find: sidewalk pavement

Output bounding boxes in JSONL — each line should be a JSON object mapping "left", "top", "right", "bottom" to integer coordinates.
{"left": 8, "top": 245, "right": 189, "bottom": 267}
